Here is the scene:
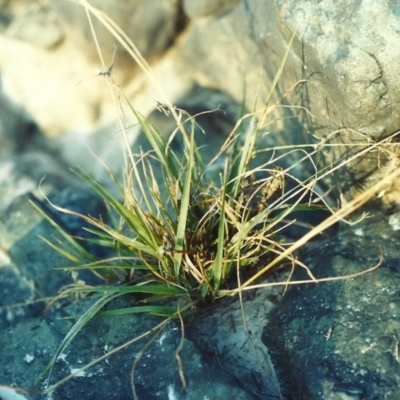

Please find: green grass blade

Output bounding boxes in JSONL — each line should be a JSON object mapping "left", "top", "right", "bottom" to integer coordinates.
{"left": 211, "top": 161, "right": 228, "bottom": 291}
{"left": 71, "top": 283, "right": 186, "bottom": 297}
{"left": 38, "top": 292, "right": 121, "bottom": 384}
{"left": 260, "top": 29, "right": 296, "bottom": 127}
{"left": 72, "top": 168, "right": 159, "bottom": 249}
{"left": 129, "top": 107, "right": 181, "bottom": 180}
{"left": 173, "top": 128, "right": 195, "bottom": 277}
{"left": 38, "top": 236, "right": 81, "bottom": 263}
{"left": 264, "top": 29, "right": 296, "bottom": 108}
{"left": 29, "top": 199, "right": 96, "bottom": 263}
{"left": 230, "top": 116, "right": 258, "bottom": 199}
{"left": 96, "top": 305, "right": 180, "bottom": 318}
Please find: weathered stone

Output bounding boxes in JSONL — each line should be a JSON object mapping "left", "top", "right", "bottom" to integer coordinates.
{"left": 187, "top": 291, "right": 281, "bottom": 398}
{"left": 178, "top": 0, "right": 400, "bottom": 200}
{"left": 183, "top": 0, "right": 241, "bottom": 18}
{"left": 0, "top": 296, "right": 257, "bottom": 400}
{"left": 263, "top": 211, "right": 400, "bottom": 399}
{"left": 276, "top": 1, "right": 399, "bottom": 134}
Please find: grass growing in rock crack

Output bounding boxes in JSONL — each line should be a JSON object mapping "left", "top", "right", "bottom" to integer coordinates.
{"left": 32, "top": 104, "right": 319, "bottom": 314}
{"left": 25, "top": 0, "right": 400, "bottom": 396}
{"left": 31, "top": 97, "right": 398, "bottom": 396}
{"left": 31, "top": 105, "right": 321, "bottom": 392}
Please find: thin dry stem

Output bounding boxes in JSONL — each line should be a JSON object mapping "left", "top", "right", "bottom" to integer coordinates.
{"left": 175, "top": 305, "right": 187, "bottom": 390}
{"left": 44, "top": 319, "right": 170, "bottom": 394}
{"left": 240, "top": 164, "right": 400, "bottom": 290}
{"left": 130, "top": 327, "right": 164, "bottom": 400}
{"left": 241, "top": 246, "right": 384, "bottom": 292}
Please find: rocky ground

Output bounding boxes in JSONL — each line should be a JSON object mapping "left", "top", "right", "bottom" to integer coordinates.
{"left": 1, "top": 1, "right": 400, "bottom": 399}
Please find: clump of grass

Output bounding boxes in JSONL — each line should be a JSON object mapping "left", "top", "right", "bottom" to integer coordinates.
{"left": 30, "top": 0, "right": 317, "bottom": 317}
{"left": 33, "top": 103, "right": 316, "bottom": 313}
{"left": 31, "top": 97, "right": 332, "bottom": 395}
{"left": 26, "top": 1, "right": 400, "bottom": 395}
{"left": 32, "top": 94, "right": 398, "bottom": 395}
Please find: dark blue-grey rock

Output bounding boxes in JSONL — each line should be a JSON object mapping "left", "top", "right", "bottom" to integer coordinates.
{"left": 0, "top": 150, "right": 109, "bottom": 330}
{"left": 0, "top": 295, "right": 257, "bottom": 400}
{"left": 262, "top": 210, "right": 400, "bottom": 399}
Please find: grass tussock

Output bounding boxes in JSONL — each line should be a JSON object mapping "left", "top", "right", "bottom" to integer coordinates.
{"left": 24, "top": 0, "right": 400, "bottom": 396}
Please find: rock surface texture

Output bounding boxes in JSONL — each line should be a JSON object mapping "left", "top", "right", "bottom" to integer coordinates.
{"left": 1, "top": 1, "right": 400, "bottom": 399}
{"left": 177, "top": 0, "right": 400, "bottom": 200}
{"left": 263, "top": 212, "right": 400, "bottom": 400}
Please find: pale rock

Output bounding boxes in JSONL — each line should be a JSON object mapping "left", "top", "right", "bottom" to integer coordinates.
{"left": 178, "top": 0, "right": 400, "bottom": 200}
{"left": 183, "top": 0, "right": 241, "bottom": 18}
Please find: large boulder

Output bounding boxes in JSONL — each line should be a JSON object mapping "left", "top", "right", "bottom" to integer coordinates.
{"left": 177, "top": 0, "right": 400, "bottom": 200}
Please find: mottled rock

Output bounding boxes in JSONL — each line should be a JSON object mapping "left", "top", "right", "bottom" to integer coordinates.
{"left": 0, "top": 295, "right": 256, "bottom": 400}
{"left": 275, "top": 0, "right": 399, "bottom": 136}
{"left": 0, "top": 148, "right": 111, "bottom": 329}
{"left": 187, "top": 291, "right": 281, "bottom": 398}
{"left": 263, "top": 211, "right": 400, "bottom": 399}
{"left": 178, "top": 0, "right": 400, "bottom": 200}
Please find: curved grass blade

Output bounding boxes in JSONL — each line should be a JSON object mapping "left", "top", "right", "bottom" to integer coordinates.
{"left": 129, "top": 106, "right": 181, "bottom": 181}
{"left": 71, "top": 168, "right": 159, "bottom": 251}
{"left": 29, "top": 199, "right": 96, "bottom": 263}
{"left": 70, "top": 283, "right": 186, "bottom": 297}
{"left": 96, "top": 305, "right": 181, "bottom": 318}
{"left": 38, "top": 292, "right": 121, "bottom": 384}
